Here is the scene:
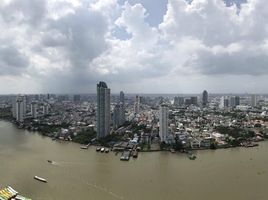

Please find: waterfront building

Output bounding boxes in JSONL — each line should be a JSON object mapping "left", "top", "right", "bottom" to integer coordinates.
{"left": 159, "top": 104, "right": 168, "bottom": 142}
{"left": 97, "top": 81, "right": 111, "bottom": 139}
{"left": 15, "top": 95, "right": 26, "bottom": 122}
{"left": 202, "top": 90, "right": 208, "bottom": 107}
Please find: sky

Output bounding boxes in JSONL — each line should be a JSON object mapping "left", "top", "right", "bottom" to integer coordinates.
{"left": 0, "top": 0, "right": 267, "bottom": 94}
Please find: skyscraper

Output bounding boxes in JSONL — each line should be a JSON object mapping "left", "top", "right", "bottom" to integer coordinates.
{"left": 120, "top": 91, "right": 124, "bottom": 105}
{"left": 235, "top": 96, "right": 240, "bottom": 106}
{"left": 113, "top": 104, "right": 120, "bottom": 129}
{"left": 202, "top": 90, "right": 208, "bottom": 107}
{"left": 134, "top": 95, "right": 140, "bottom": 114}
{"left": 119, "top": 91, "right": 125, "bottom": 125}
{"left": 15, "top": 95, "right": 26, "bottom": 122}
{"left": 31, "top": 101, "right": 38, "bottom": 118}
{"left": 97, "top": 81, "right": 111, "bottom": 139}
{"left": 159, "top": 104, "right": 168, "bottom": 143}
{"left": 251, "top": 94, "right": 257, "bottom": 107}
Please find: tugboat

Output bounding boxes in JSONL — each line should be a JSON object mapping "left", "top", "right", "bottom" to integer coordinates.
{"left": 120, "top": 151, "right": 130, "bottom": 161}
{"left": 187, "top": 152, "right": 197, "bottom": 160}
{"left": 34, "top": 176, "right": 47, "bottom": 183}
{"left": 133, "top": 150, "right": 138, "bottom": 158}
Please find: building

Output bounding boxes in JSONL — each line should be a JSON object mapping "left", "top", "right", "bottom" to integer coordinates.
{"left": 119, "top": 91, "right": 125, "bottom": 125}
{"left": 113, "top": 104, "right": 121, "bottom": 129}
{"left": 229, "top": 96, "right": 236, "bottom": 107}
{"left": 202, "top": 90, "right": 208, "bottom": 107}
{"left": 134, "top": 95, "right": 140, "bottom": 114}
{"left": 73, "top": 95, "right": 81, "bottom": 103}
{"left": 174, "top": 96, "right": 184, "bottom": 106}
{"left": 15, "top": 95, "right": 26, "bottom": 122}
{"left": 31, "top": 101, "right": 38, "bottom": 118}
{"left": 120, "top": 91, "right": 124, "bottom": 105}
{"left": 42, "top": 103, "right": 49, "bottom": 115}
{"left": 251, "top": 94, "right": 257, "bottom": 107}
{"left": 190, "top": 96, "right": 198, "bottom": 106}
{"left": 97, "top": 81, "right": 111, "bottom": 139}
{"left": 235, "top": 96, "right": 240, "bottom": 106}
{"left": 159, "top": 104, "right": 168, "bottom": 142}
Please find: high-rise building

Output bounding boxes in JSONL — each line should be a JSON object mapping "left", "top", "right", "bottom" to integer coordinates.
{"left": 251, "top": 94, "right": 257, "bottom": 107}
{"left": 134, "top": 95, "right": 140, "bottom": 114}
{"left": 97, "top": 81, "right": 111, "bottom": 139}
{"left": 229, "top": 96, "right": 236, "bottom": 107}
{"left": 120, "top": 91, "right": 124, "bottom": 105}
{"left": 113, "top": 104, "right": 120, "bottom": 129}
{"left": 119, "top": 91, "right": 125, "bottom": 125}
{"left": 190, "top": 96, "right": 198, "bottom": 106}
{"left": 15, "top": 95, "right": 26, "bottom": 122}
{"left": 159, "top": 104, "right": 168, "bottom": 143}
{"left": 235, "top": 96, "right": 240, "bottom": 106}
{"left": 42, "top": 103, "right": 49, "bottom": 115}
{"left": 202, "top": 90, "right": 208, "bottom": 107}
{"left": 73, "top": 95, "right": 81, "bottom": 103}
{"left": 31, "top": 101, "right": 38, "bottom": 118}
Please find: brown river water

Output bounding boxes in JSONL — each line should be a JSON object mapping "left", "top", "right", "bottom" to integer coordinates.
{"left": 0, "top": 120, "right": 267, "bottom": 200}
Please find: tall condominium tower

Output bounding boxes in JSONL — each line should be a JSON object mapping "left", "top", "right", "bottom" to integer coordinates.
{"left": 15, "top": 95, "right": 26, "bottom": 122}
{"left": 251, "top": 94, "right": 257, "bottom": 107}
{"left": 120, "top": 91, "right": 124, "bottom": 105}
{"left": 159, "top": 104, "right": 168, "bottom": 143}
{"left": 97, "top": 81, "right": 111, "bottom": 139}
{"left": 202, "top": 90, "right": 208, "bottom": 106}
{"left": 31, "top": 101, "right": 38, "bottom": 118}
{"left": 134, "top": 95, "right": 140, "bottom": 114}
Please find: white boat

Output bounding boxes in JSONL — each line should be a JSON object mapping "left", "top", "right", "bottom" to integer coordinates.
{"left": 100, "top": 148, "right": 105, "bottom": 153}
{"left": 34, "top": 176, "right": 47, "bottom": 183}
{"left": 105, "top": 148, "right": 109, "bottom": 153}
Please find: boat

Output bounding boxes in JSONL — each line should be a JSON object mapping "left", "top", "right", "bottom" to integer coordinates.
{"left": 133, "top": 150, "right": 138, "bottom": 158}
{"left": 120, "top": 151, "right": 130, "bottom": 161}
{"left": 80, "top": 145, "right": 88, "bottom": 149}
{"left": 96, "top": 147, "right": 101, "bottom": 152}
{"left": 47, "top": 160, "right": 53, "bottom": 163}
{"left": 0, "top": 186, "right": 18, "bottom": 200}
{"left": 105, "top": 148, "right": 109, "bottom": 153}
{"left": 100, "top": 148, "right": 105, "bottom": 153}
{"left": 170, "top": 149, "right": 175, "bottom": 153}
{"left": 15, "top": 195, "right": 32, "bottom": 200}
{"left": 187, "top": 153, "right": 197, "bottom": 160}
{"left": 34, "top": 176, "right": 47, "bottom": 183}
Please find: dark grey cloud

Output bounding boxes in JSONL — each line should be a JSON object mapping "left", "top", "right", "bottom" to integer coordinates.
{"left": 0, "top": 44, "right": 29, "bottom": 75}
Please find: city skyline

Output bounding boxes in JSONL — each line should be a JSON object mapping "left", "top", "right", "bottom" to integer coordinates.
{"left": 0, "top": 0, "right": 268, "bottom": 94}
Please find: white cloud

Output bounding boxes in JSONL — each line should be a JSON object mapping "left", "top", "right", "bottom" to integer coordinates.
{"left": 0, "top": 0, "right": 268, "bottom": 94}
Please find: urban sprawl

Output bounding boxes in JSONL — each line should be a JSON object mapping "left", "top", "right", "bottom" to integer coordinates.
{"left": 0, "top": 82, "right": 268, "bottom": 159}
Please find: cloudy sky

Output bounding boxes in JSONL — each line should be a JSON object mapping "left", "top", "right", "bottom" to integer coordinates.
{"left": 0, "top": 0, "right": 267, "bottom": 94}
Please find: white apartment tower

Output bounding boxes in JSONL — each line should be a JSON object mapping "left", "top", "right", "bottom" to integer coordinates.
{"left": 159, "top": 104, "right": 168, "bottom": 142}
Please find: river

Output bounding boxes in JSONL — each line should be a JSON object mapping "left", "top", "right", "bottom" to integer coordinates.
{"left": 0, "top": 120, "right": 267, "bottom": 200}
